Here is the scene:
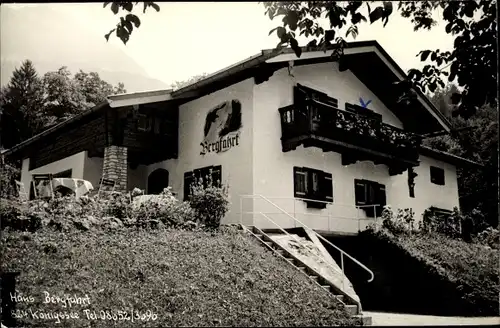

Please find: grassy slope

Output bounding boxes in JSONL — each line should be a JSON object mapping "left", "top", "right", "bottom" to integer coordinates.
{"left": 1, "top": 227, "right": 360, "bottom": 327}
{"left": 372, "top": 230, "right": 499, "bottom": 316}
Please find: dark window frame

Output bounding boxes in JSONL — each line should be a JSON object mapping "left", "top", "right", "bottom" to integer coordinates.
{"left": 53, "top": 169, "right": 72, "bottom": 179}
{"left": 354, "top": 179, "right": 386, "bottom": 217}
{"left": 428, "top": 206, "right": 453, "bottom": 220}
{"left": 184, "top": 165, "right": 222, "bottom": 201}
{"left": 137, "top": 114, "right": 152, "bottom": 132}
{"left": 293, "top": 166, "right": 333, "bottom": 209}
{"left": 430, "top": 166, "right": 445, "bottom": 185}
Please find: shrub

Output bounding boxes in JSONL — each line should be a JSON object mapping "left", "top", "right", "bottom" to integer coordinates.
{"left": 422, "top": 207, "right": 462, "bottom": 239}
{"left": 364, "top": 227, "right": 499, "bottom": 316}
{"left": 0, "top": 198, "right": 44, "bottom": 232}
{"left": 129, "top": 187, "right": 196, "bottom": 229}
{"left": 1, "top": 192, "right": 135, "bottom": 233}
{"left": 475, "top": 226, "right": 500, "bottom": 250}
{"left": 370, "top": 206, "right": 416, "bottom": 235}
{"left": 188, "top": 171, "right": 230, "bottom": 229}
{"left": 1, "top": 183, "right": 230, "bottom": 233}
{"left": 0, "top": 161, "right": 21, "bottom": 199}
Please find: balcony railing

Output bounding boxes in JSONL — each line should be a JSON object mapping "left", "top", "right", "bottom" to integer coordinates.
{"left": 279, "top": 99, "right": 422, "bottom": 162}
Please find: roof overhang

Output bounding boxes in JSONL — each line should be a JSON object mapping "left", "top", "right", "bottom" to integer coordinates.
{"left": 170, "top": 49, "right": 285, "bottom": 102}
{"left": 420, "top": 146, "right": 483, "bottom": 169}
{"left": 3, "top": 101, "right": 110, "bottom": 158}
{"left": 108, "top": 89, "right": 173, "bottom": 108}
{"left": 264, "top": 41, "right": 452, "bottom": 134}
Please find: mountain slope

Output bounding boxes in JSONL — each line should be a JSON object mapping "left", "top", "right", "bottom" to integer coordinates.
{"left": 0, "top": 5, "right": 168, "bottom": 92}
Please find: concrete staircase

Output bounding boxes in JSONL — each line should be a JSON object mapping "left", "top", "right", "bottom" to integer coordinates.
{"left": 244, "top": 225, "right": 372, "bottom": 326}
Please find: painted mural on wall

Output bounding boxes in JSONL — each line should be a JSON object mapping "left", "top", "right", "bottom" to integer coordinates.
{"left": 200, "top": 100, "right": 242, "bottom": 155}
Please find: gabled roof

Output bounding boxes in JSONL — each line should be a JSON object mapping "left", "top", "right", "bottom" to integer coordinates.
{"left": 3, "top": 41, "right": 461, "bottom": 165}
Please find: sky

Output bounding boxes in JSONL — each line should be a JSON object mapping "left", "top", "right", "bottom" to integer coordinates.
{"left": 2, "top": 2, "right": 454, "bottom": 88}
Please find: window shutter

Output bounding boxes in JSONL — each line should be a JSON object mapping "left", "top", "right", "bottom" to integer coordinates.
{"left": 354, "top": 179, "right": 367, "bottom": 205}
{"left": 322, "top": 172, "right": 334, "bottom": 202}
{"left": 153, "top": 117, "right": 161, "bottom": 134}
{"left": 294, "top": 85, "right": 310, "bottom": 106}
{"left": 212, "top": 165, "right": 222, "bottom": 187}
{"left": 183, "top": 172, "right": 193, "bottom": 201}
{"left": 294, "top": 167, "right": 307, "bottom": 197}
{"left": 376, "top": 183, "right": 387, "bottom": 207}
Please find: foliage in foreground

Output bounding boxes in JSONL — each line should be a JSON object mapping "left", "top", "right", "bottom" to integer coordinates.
{"left": 0, "top": 161, "right": 20, "bottom": 199}
{"left": 366, "top": 206, "right": 499, "bottom": 316}
{"left": 0, "top": 182, "right": 229, "bottom": 233}
{"left": 1, "top": 228, "right": 360, "bottom": 327}
{"left": 375, "top": 205, "right": 499, "bottom": 249}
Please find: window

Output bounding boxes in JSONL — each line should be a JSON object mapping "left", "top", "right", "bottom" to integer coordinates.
{"left": 137, "top": 114, "right": 152, "bottom": 132}
{"left": 430, "top": 166, "right": 445, "bottom": 185}
{"left": 184, "top": 165, "right": 222, "bottom": 201}
{"left": 138, "top": 114, "right": 172, "bottom": 136}
{"left": 293, "top": 167, "right": 333, "bottom": 209}
{"left": 354, "top": 179, "right": 386, "bottom": 217}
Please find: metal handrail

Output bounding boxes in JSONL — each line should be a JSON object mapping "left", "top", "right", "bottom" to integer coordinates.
{"left": 244, "top": 215, "right": 349, "bottom": 305}
{"left": 253, "top": 211, "right": 349, "bottom": 293}
{"left": 240, "top": 194, "right": 381, "bottom": 231}
{"left": 265, "top": 196, "right": 380, "bottom": 208}
{"left": 241, "top": 211, "right": 373, "bottom": 222}
{"left": 240, "top": 194, "right": 375, "bottom": 284}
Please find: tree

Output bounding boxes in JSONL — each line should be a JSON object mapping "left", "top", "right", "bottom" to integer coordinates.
{"left": 0, "top": 60, "right": 45, "bottom": 149}
{"left": 43, "top": 67, "right": 89, "bottom": 124}
{"left": 263, "top": 1, "right": 497, "bottom": 119}
{"left": 74, "top": 70, "right": 126, "bottom": 107}
{"left": 42, "top": 66, "right": 127, "bottom": 126}
{"left": 423, "top": 86, "right": 498, "bottom": 228}
{"left": 103, "top": 2, "right": 161, "bottom": 45}
{"left": 0, "top": 61, "right": 127, "bottom": 149}
{"left": 170, "top": 73, "right": 210, "bottom": 91}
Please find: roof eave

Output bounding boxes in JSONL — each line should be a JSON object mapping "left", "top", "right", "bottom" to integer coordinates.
{"left": 420, "top": 146, "right": 483, "bottom": 168}
{"left": 3, "top": 101, "right": 110, "bottom": 158}
{"left": 171, "top": 49, "right": 284, "bottom": 99}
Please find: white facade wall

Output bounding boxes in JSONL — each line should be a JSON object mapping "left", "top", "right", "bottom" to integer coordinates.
{"left": 82, "top": 156, "right": 103, "bottom": 190}
{"left": 250, "top": 62, "right": 460, "bottom": 232}
{"left": 146, "top": 78, "right": 255, "bottom": 225}
{"left": 21, "top": 151, "right": 87, "bottom": 194}
{"left": 389, "top": 155, "right": 461, "bottom": 222}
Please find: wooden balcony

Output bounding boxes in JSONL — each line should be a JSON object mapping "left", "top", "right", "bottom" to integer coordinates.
{"left": 279, "top": 99, "right": 422, "bottom": 173}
